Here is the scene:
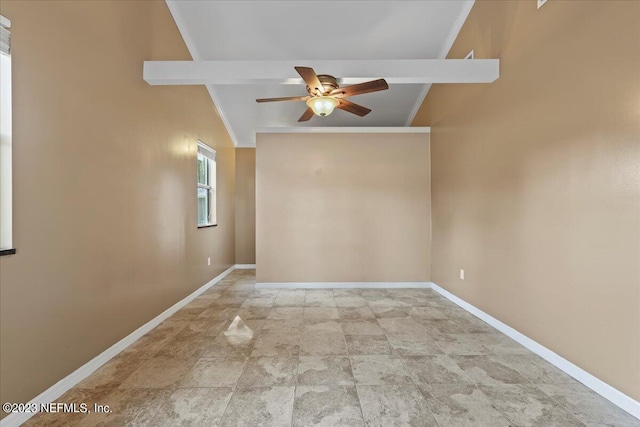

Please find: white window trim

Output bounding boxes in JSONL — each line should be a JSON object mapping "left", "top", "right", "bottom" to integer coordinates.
{"left": 0, "top": 14, "right": 13, "bottom": 252}
{"left": 197, "top": 140, "right": 216, "bottom": 228}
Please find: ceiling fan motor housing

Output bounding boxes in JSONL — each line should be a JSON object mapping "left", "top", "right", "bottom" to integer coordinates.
{"left": 307, "top": 74, "right": 339, "bottom": 95}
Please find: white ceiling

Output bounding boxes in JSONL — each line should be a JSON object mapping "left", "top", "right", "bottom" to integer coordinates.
{"left": 167, "top": 0, "right": 474, "bottom": 146}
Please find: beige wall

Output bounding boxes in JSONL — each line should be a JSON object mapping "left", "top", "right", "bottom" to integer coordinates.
{"left": 0, "top": 1, "right": 236, "bottom": 409}
{"left": 235, "top": 148, "right": 256, "bottom": 264}
{"left": 256, "top": 132, "right": 431, "bottom": 283}
{"left": 413, "top": 0, "right": 640, "bottom": 400}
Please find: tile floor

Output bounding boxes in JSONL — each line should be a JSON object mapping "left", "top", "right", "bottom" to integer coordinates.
{"left": 24, "top": 269, "right": 639, "bottom": 426}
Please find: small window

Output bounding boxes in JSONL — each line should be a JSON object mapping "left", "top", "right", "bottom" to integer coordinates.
{"left": 0, "top": 15, "right": 13, "bottom": 253}
{"left": 197, "top": 141, "right": 216, "bottom": 227}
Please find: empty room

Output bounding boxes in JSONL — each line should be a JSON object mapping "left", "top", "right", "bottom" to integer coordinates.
{"left": 0, "top": 0, "right": 638, "bottom": 426}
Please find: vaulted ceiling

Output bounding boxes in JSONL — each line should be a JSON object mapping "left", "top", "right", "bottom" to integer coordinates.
{"left": 166, "top": 0, "right": 475, "bottom": 146}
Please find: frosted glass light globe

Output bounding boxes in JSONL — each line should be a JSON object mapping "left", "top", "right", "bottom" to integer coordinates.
{"left": 307, "top": 96, "right": 339, "bottom": 117}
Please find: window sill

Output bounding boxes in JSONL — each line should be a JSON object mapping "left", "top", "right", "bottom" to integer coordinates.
{"left": 198, "top": 224, "right": 218, "bottom": 229}
{"left": 0, "top": 248, "right": 16, "bottom": 256}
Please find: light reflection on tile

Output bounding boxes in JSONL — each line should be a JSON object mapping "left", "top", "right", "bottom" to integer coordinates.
{"left": 222, "top": 315, "right": 255, "bottom": 344}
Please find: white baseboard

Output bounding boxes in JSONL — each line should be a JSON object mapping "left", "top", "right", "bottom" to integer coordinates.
{"left": 235, "top": 264, "right": 256, "bottom": 269}
{"left": 430, "top": 282, "right": 640, "bottom": 420}
{"left": 256, "top": 282, "right": 431, "bottom": 289}
{"left": 0, "top": 265, "right": 239, "bottom": 427}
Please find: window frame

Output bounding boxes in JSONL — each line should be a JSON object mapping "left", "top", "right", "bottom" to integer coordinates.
{"left": 196, "top": 141, "right": 217, "bottom": 228}
{"left": 0, "top": 14, "right": 13, "bottom": 255}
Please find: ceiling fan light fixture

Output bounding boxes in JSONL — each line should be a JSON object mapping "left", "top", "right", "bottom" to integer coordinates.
{"left": 306, "top": 96, "right": 339, "bottom": 117}
{"left": 256, "top": 67, "right": 387, "bottom": 121}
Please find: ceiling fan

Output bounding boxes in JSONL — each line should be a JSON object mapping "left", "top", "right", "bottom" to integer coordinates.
{"left": 256, "top": 66, "right": 389, "bottom": 122}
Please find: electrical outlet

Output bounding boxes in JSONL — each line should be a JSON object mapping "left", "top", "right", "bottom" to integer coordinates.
{"left": 537, "top": 0, "right": 548, "bottom": 9}
{"left": 460, "top": 269, "right": 465, "bottom": 280}
{"left": 207, "top": 257, "right": 211, "bottom": 266}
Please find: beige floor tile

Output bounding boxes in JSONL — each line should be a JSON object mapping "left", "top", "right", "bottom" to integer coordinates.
{"left": 337, "top": 307, "right": 376, "bottom": 320}
{"left": 341, "top": 319, "right": 386, "bottom": 335}
{"left": 377, "top": 317, "right": 429, "bottom": 336}
{"left": 268, "top": 307, "right": 304, "bottom": 320}
{"left": 303, "top": 319, "right": 343, "bottom": 334}
{"left": 432, "top": 333, "right": 492, "bottom": 355}
{"left": 334, "top": 296, "right": 369, "bottom": 308}
{"left": 480, "top": 384, "right": 585, "bottom": 426}
{"left": 201, "top": 333, "right": 255, "bottom": 358}
{"left": 345, "top": 335, "right": 394, "bottom": 355}
{"left": 237, "top": 356, "right": 298, "bottom": 387}
{"left": 388, "top": 333, "right": 444, "bottom": 356}
{"left": 119, "top": 356, "right": 197, "bottom": 389}
{"left": 357, "top": 384, "right": 438, "bottom": 427}
{"left": 300, "top": 332, "right": 348, "bottom": 355}
{"left": 298, "top": 356, "right": 355, "bottom": 385}
{"left": 537, "top": 383, "right": 640, "bottom": 426}
{"left": 294, "top": 386, "right": 364, "bottom": 427}
{"left": 23, "top": 388, "right": 115, "bottom": 427}
{"left": 452, "top": 354, "right": 530, "bottom": 386}
{"left": 304, "top": 307, "right": 340, "bottom": 321}
{"left": 370, "top": 306, "right": 411, "bottom": 318}
{"left": 164, "top": 387, "right": 233, "bottom": 426}
{"left": 219, "top": 386, "right": 295, "bottom": 427}
{"left": 402, "top": 355, "right": 472, "bottom": 384}
{"left": 74, "top": 355, "right": 144, "bottom": 390}
{"left": 251, "top": 331, "right": 301, "bottom": 357}
{"left": 498, "top": 353, "right": 580, "bottom": 384}
{"left": 350, "top": 355, "right": 413, "bottom": 385}
{"left": 179, "top": 358, "right": 246, "bottom": 387}
{"left": 76, "top": 388, "right": 173, "bottom": 427}
{"left": 418, "top": 383, "right": 511, "bottom": 427}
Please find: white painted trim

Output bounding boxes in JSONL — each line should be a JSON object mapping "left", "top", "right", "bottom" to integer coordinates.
{"left": 255, "top": 127, "right": 430, "bottom": 134}
{"left": 165, "top": 1, "right": 239, "bottom": 147}
{"left": 0, "top": 265, "right": 237, "bottom": 427}
{"left": 256, "top": 282, "right": 432, "bottom": 289}
{"left": 438, "top": 0, "right": 477, "bottom": 61}
{"left": 165, "top": 1, "right": 202, "bottom": 60}
{"left": 0, "top": 15, "right": 10, "bottom": 28}
{"left": 0, "top": 39, "right": 13, "bottom": 249}
{"left": 235, "top": 264, "right": 256, "bottom": 269}
{"left": 205, "top": 85, "right": 240, "bottom": 147}
{"left": 430, "top": 282, "right": 640, "bottom": 420}
{"left": 405, "top": 84, "right": 432, "bottom": 127}
{"left": 405, "top": 0, "right": 476, "bottom": 125}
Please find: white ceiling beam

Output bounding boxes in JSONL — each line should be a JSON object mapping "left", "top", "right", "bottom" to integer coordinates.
{"left": 255, "top": 127, "right": 431, "bottom": 134}
{"left": 143, "top": 59, "right": 499, "bottom": 86}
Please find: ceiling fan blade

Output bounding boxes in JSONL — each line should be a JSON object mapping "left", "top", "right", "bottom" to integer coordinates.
{"left": 298, "top": 107, "right": 315, "bottom": 122}
{"left": 256, "top": 95, "right": 310, "bottom": 103}
{"left": 337, "top": 99, "right": 371, "bottom": 117}
{"left": 330, "top": 79, "right": 389, "bottom": 98}
{"left": 295, "top": 66, "right": 326, "bottom": 95}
